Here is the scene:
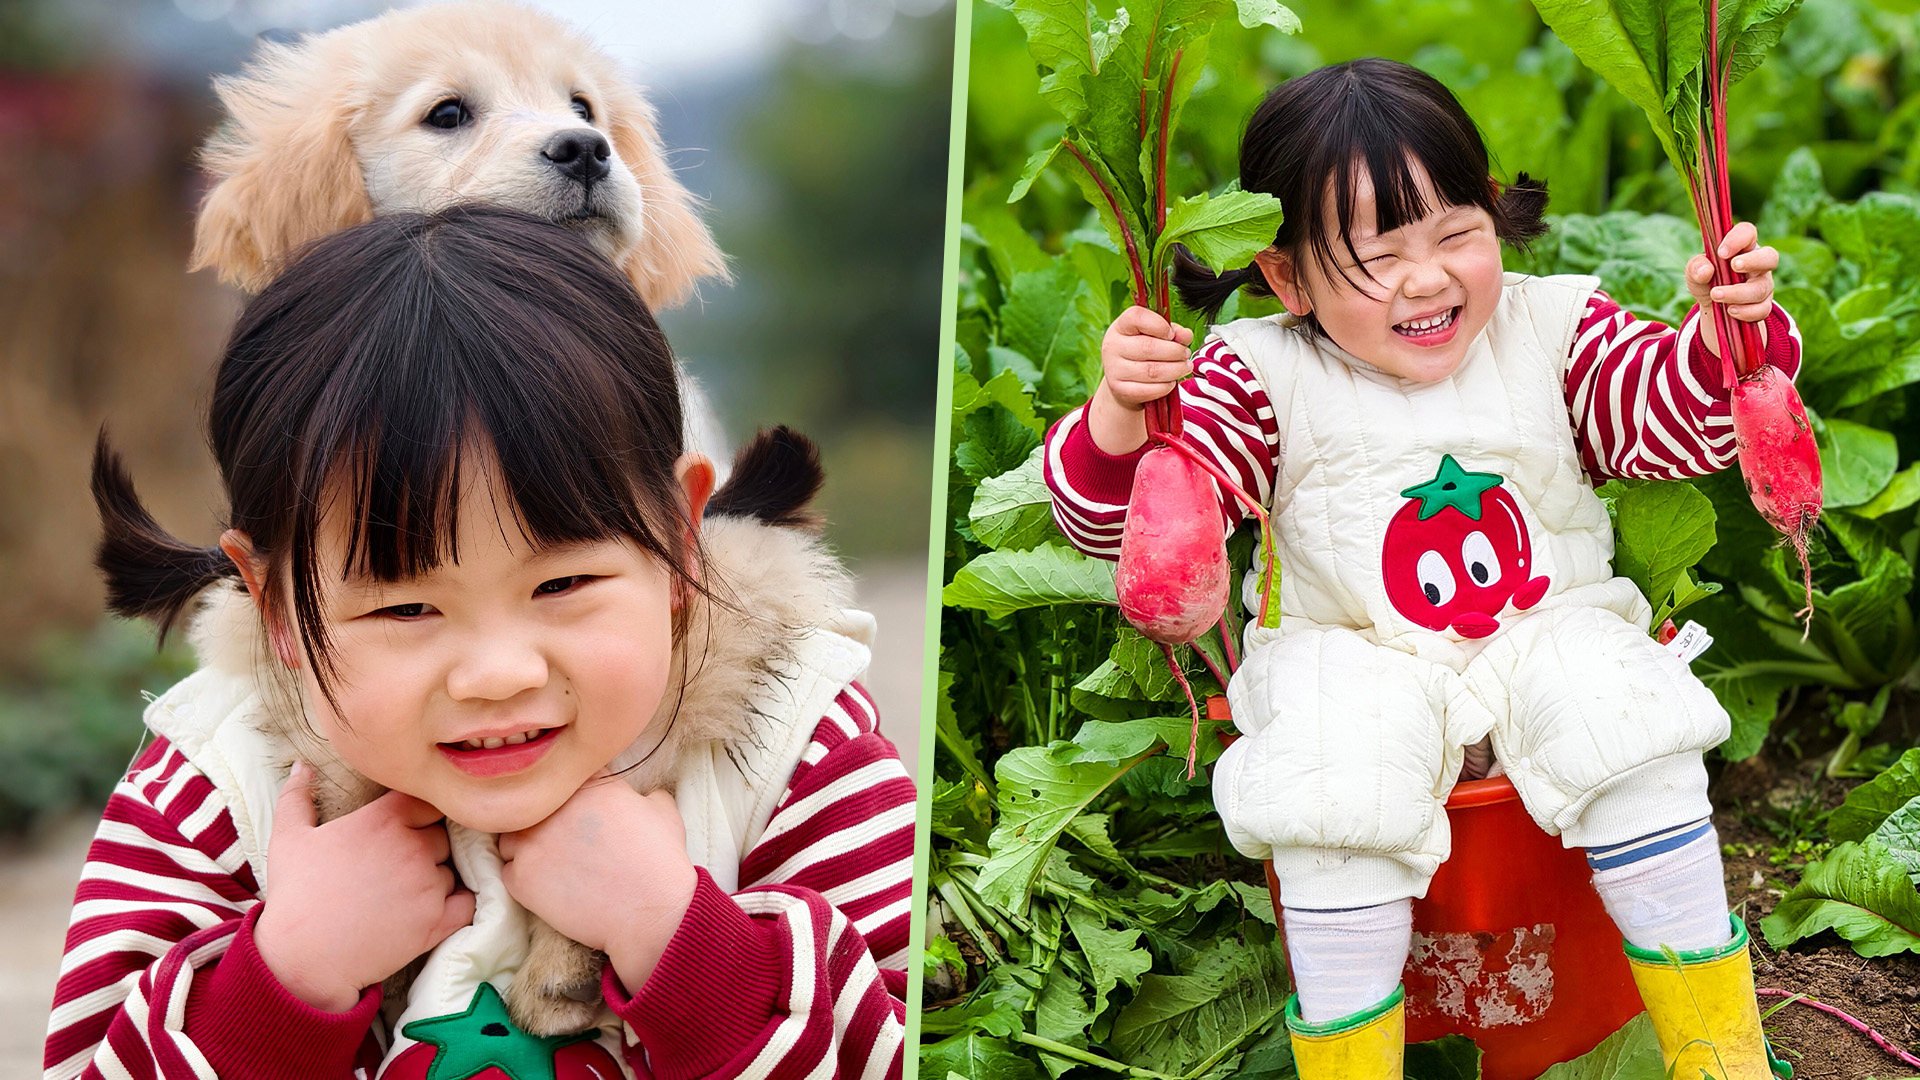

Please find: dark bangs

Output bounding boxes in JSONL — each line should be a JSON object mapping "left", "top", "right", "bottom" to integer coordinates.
{"left": 212, "top": 207, "right": 687, "bottom": 695}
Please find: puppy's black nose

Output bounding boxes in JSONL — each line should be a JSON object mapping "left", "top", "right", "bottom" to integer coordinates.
{"left": 543, "top": 129, "right": 611, "bottom": 185}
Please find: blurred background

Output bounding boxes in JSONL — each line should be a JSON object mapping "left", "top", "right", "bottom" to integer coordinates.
{"left": 0, "top": 0, "right": 950, "bottom": 1068}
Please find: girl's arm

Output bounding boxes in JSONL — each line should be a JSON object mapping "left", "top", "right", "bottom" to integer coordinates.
{"left": 1564, "top": 290, "right": 1803, "bottom": 481}
{"left": 1044, "top": 338, "right": 1282, "bottom": 558}
{"left": 601, "top": 682, "right": 914, "bottom": 1080}
{"left": 43, "top": 739, "right": 383, "bottom": 1080}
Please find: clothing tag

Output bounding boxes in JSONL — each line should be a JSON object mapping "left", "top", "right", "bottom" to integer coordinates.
{"left": 1665, "top": 620, "right": 1712, "bottom": 664}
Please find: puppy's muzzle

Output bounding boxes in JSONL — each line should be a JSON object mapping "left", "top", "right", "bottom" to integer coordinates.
{"left": 543, "top": 129, "right": 611, "bottom": 186}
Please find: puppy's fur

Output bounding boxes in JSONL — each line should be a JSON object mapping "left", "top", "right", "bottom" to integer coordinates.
{"left": 191, "top": 1, "right": 726, "bottom": 310}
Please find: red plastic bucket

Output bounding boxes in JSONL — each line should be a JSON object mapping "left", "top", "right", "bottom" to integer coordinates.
{"left": 1212, "top": 701, "right": 1643, "bottom": 1078}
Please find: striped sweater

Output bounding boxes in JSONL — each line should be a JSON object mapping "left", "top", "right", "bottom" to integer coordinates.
{"left": 1045, "top": 293, "right": 1803, "bottom": 555}
{"left": 43, "top": 682, "right": 911, "bottom": 1080}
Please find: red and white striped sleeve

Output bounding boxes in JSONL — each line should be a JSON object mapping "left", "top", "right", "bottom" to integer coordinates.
{"left": 43, "top": 739, "right": 384, "bottom": 1080}
{"left": 1565, "top": 291, "right": 1803, "bottom": 481}
{"left": 1043, "top": 338, "right": 1281, "bottom": 559}
{"left": 604, "top": 681, "right": 913, "bottom": 1080}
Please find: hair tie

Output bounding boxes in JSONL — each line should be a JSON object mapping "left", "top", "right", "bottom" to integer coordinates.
{"left": 1227, "top": 263, "right": 1258, "bottom": 286}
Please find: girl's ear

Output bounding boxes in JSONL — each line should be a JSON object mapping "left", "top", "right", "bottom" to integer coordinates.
{"left": 675, "top": 452, "right": 716, "bottom": 538}
{"left": 218, "top": 529, "right": 298, "bottom": 669}
{"left": 1253, "top": 249, "right": 1311, "bottom": 316}
{"left": 218, "top": 529, "right": 269, "bottom": 605}
{"left": 671, "top": 454, "right": 716, "bottom": 613}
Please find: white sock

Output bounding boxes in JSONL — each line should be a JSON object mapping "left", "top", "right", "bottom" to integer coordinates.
{"left": 1282, "top": 900, "right": 1412, "bottom": 1024}
{"left": 1588, "top": 818, "right": 1734, "bottom": 953}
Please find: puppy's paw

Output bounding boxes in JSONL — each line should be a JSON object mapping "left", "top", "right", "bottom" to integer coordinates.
{"left": 507, "top": 922, "right": 606, "bottom": 1036}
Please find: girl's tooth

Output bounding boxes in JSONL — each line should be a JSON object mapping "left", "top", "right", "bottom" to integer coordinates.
{"left": 503, "top": 732, "right": 528, "bottom": 746}
{"left": 481, "top": 737, "right": 505, "bottom": 749}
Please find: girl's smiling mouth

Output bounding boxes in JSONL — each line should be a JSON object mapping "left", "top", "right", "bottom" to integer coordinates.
{"left": 437, "top": 726, "right": 562, "bottom": 777}
{"left": 1392, "top": 306, "right": 1461, "bottom": 346}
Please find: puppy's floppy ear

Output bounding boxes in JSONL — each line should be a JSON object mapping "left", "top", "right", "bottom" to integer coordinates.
{"left": 601, "top": 81, "right": 729, "bottom": 310}
{"left": 190, "top": 35, "right": 373, "bottom": 292}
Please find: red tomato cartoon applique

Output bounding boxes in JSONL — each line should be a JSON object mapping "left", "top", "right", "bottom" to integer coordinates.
{"left": 380, "top": 982, "right": 623, "bottom": 1080}
{"left": 1381, "top": 455, "right": 1550, "bottom": 639}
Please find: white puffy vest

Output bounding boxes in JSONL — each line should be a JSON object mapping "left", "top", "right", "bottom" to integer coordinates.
{"left": 1213, "top": 272, "right": 1651, "bottom": 669}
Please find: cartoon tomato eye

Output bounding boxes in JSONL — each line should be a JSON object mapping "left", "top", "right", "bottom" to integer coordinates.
{"left": 1461, "top": 531, "right": 1501, "bottom": 587}
{"left": 1415, "top": 550, "right": 1456, "bottom": 607}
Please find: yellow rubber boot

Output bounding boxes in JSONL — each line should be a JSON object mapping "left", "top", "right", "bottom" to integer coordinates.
{"left": 1285, "top": 986, "right": 1404, "bottom": 1080}
{"left": 1625, "top": 917, "right": 1790, "bottom": 1079}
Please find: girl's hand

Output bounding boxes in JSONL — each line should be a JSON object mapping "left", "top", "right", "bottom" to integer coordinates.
{"left": 1098, "top": 306, "right": 1195, "bottom": 410}
{"left": 1686, "top": 220, "right": 1777, "bottom": 359}
{"left": 254, "top": 763, "right": 475, "bottom": 1012}
{"left": 498, "top": 776, "right": 698, "bottom": 992}
{"left": 1088, "top": 306, "right": 1193, "bottom": 455}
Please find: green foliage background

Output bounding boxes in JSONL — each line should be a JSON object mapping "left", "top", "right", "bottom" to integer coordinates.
{"left": 931, "top": 0, "right": 1920, "bottom": 1075}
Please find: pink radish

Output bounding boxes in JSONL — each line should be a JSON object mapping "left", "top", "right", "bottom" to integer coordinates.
{"left": 1730, "top": 366, "right": 1821, "bottom": 630}
{"left": 1116, "top": 430, "right": 1279, "bottom": 778}
{"left": 1117, "top": 444, "right": 1226, "bottom": 780}
{"left": 1116, "top": 447, "right": 1230, "bottom": 643}
{"left": 1691, "top": 0, "right": 1823, "bottom": 634}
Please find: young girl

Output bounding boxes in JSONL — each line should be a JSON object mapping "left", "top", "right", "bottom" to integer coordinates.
{"left": 1045, "top": 59, "right": 1799, "bottom": 1079}
{"left": 45, "top": 207, "right": 912, "bottom": 1080}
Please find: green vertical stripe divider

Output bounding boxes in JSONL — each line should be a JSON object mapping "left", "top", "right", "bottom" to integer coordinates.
{"left": 905, "top": 1, "right": 973, "bottom": 1075}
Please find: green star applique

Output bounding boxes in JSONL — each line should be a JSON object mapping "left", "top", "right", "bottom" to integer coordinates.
{"left": 399, "top": 982, "right": 595, "bottom": 1080}
{"left": 1399, "top": 455, "right": 1505, "bottom": 521}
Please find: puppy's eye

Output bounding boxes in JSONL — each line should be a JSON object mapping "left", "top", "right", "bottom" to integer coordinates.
{"left": 570, "top": 95, "right": 593, "bottom": 123}
{"left": 424, "top": 99, "right": 472, "bottom": 130}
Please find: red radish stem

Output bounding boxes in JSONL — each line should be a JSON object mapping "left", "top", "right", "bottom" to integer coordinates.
{"left": 1140, "top": 49, "right": 1187, "bottom": 440}
{"left": 1161, "top": 642, "right": 1205, "bottom": 779}
{"left": 1217, "top": 610, "right": 1241, "bottom": 670}
{"left": 1690, "top": 0, "right": 1821, "bottom": 633}
{"left": 1757, "top": 990, "right": 1920, "bottom": 1069}
{"left": 1063, "top": 140, "right": 1150, "bottom": 311}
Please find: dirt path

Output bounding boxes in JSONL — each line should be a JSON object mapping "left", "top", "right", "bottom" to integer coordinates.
{"left": 0, "top": 558, "right": 931, "bottom": 1077}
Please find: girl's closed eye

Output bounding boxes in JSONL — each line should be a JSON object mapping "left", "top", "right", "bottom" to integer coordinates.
{"left": 534, "top": 575, "right": 595, "bottom": 596}
{"left": 371, "top": 600, "right": 436, "bottom": 620}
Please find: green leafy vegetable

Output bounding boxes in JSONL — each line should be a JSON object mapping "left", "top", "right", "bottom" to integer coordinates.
{"left": 1831, "top": 747, "right": 1920, "bottom": 842}
{"left": 1761, "top": 840, "right": 1920, "bottom": 956}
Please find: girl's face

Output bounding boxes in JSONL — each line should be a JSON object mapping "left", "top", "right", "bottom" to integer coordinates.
{"left": 236, "top": 449, "right": 712, "bottom": 834}
{"left": 1256, "top": 156, "right": 1505, "bottom": 383}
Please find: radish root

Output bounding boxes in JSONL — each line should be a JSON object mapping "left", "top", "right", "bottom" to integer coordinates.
{"left": 1161, "top": 641, "right": 1202, "bottom": 779}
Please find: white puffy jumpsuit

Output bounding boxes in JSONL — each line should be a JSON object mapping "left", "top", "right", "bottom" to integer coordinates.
{"left": 1209, "top": 273, "right": 1731, "bottom": 909}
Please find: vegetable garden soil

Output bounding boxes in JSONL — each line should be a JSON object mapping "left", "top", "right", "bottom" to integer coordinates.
{"left": 1715, "top": 743, "right": 1920, "bottom": 1080}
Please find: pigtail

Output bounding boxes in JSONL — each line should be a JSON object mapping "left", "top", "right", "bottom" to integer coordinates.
{"left": 91, "top": 429, "right": 236, "bottom": 642}
{"left": 1493, "top": 171, "right": 1551, "bottom": 249}
{"left": 708, "top": 426, "right": 825, "bottom": 531}
{"left": 1172, "top": 245, "right": 1270, "bottom": 321}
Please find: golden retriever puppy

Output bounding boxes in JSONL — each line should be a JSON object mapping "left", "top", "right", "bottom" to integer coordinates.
{"left": 190, "top": 0, "right": 726, "bottom": 310}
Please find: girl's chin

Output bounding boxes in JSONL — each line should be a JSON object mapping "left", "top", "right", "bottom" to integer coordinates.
{"left": 443, "top": 797, "right": 568, "bottom": 835}
{"left": 434, "top": 777, "right": 581, "bottom": 834}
